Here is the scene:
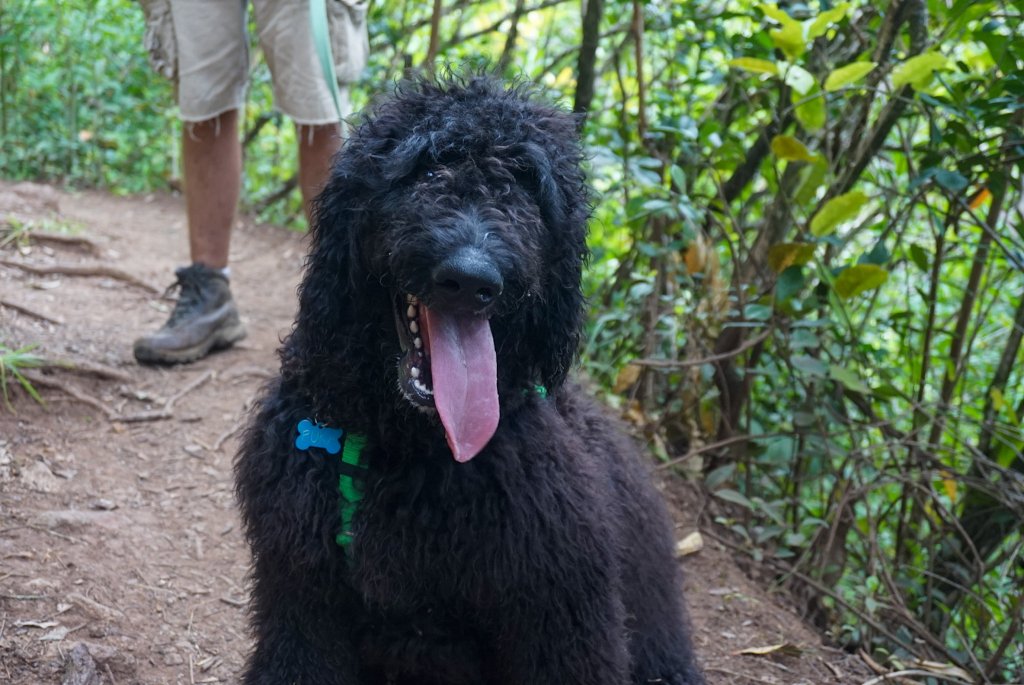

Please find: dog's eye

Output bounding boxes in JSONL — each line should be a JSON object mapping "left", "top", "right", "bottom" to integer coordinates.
{"left": 425, "top": 171, "right": 435, "bottom": 179}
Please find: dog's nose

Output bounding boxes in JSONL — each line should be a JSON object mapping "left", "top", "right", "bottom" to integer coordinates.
{"left": 431, "top": 248, "right": 503, "bottom": 312}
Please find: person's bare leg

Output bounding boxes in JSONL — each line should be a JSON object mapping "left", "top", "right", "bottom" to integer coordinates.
{"left": 297, "top": 123, "right": 341, "bottom": 225}
{"left": 133, "top": 110, "right": 245, "bottom": 364}
{"left": 184, "top": 110, "right": 242, "bottom": 269}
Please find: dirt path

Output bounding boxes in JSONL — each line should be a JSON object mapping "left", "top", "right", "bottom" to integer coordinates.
{"left": 0, "top": 181, "right": 871, "bottom": 685}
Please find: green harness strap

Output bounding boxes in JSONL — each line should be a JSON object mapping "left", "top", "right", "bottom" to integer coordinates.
{"left": 329, "top": 385, "right": 548, "bottom": 550}
{"left": 336, "top": 432, "right": 367, "bottom": 548}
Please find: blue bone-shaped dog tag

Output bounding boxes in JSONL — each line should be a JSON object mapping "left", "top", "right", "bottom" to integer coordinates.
{"left": 295, "top": 419, "right": 343, "bottom": 454}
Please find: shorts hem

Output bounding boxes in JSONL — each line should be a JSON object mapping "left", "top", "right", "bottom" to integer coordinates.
{"left": 179, "top": 102, "right": 246, "bottom": 124}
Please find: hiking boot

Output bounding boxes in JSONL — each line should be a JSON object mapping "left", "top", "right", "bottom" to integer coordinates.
{"left": 133, "top": 264, "right": 247, "bottom": 364}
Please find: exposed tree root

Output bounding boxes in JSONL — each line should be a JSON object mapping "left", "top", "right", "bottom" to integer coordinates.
{"left": 0, "top": 258, "right": 159, "bottom": 293}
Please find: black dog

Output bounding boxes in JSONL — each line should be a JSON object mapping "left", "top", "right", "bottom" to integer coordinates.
{"left": 235, "top": 76, "right": 704, "bottom": 685}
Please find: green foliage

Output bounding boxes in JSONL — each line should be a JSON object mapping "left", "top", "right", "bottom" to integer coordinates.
{"left": 0, "top": 1, "right": 177, "bottom": 192}
{"left": 0, "top": 343, "right": 44, "bottom": 410}
{"left": 2, "top": 0, "right": 1023, "bottom": 677}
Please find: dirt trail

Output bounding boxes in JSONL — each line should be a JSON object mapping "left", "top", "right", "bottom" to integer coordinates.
{"left": 0, "top": 181, "right": 870, "bottom": 684}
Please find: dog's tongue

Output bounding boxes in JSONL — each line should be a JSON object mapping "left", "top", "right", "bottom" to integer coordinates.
{"left": 421, "top": 305, "right": 499, "bottom": 462}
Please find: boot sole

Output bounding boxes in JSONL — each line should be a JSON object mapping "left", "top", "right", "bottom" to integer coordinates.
{"left": 134, "top": 321, "right": 247, "bottom": 365}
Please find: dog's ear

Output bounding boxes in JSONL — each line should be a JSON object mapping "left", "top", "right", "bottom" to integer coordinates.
{"left": 281, "top": 163, "right": 374, "bottom": 406}
{"left": 514, "top": 126, "right": 591, "bottom": 391}
{"left": 299, "top": 171, "right": 366, "bottom": 333}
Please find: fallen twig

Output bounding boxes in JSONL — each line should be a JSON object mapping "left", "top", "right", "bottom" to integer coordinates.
{"left": 0, "top": 258, "right": 159, "bottom": 293}
{"left": 214, "top": 423, "right": 243, "bottom": 452}
{"left": 113, "top": 409, "right": 173, "bottom": 423}
{"left": 165, "top": 370, "right": 214, "bottom": 411}
{"left": 24, "top": 232, "right": 102, "bottom": 254}
{"left": 21, "top": 371, "right": 112, "bottom": 418}
{"left": 42, "top": 359, "right": 132, "bottom": 383}
{"left": 860, "top": 670, "right": 971, "bottom": 685}
{"left": 67, "top": 591, "right": 125, "bottom": 620}
{"left": 0, "top": 297, "right": 64, "bottom": 324}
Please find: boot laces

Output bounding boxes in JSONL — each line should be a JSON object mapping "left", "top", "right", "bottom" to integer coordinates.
{"left": 163, "top": 267, "right": 211, "bottom": 326}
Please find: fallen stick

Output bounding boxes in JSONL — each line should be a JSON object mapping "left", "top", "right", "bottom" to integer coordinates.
{"left": 21, "top": 371, "right": 113, "bottom": 418}
{"left": 25, "top": 232, "right": 102, "bottom": 254}
{"left": 213, "top": 423, "right": 242, "bottom": 452}
{"left": 0, "top": 258, "right": 159, "bottom": 293}
{"left": 114, "top": 409, "right": 173, "bottom": 423}
{"left": 165, "top": 369, "right": 214, "bottom": 411}
{"left": 42, "top": 359, "right": 132, "bottom": 383}
{"left": 0, "top": 297, "right": 64, "bottom": 325}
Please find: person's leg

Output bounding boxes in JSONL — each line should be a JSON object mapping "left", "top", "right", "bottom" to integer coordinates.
{"left": 184, "top": 110, "right": 242, "bottom": 268}
{"left": 252, "top": 0, "right": 360, "bottom": 223}
{"left": 134, "top": 0, "right": 249, "bottom": 364}
{"left": 296, "top": 123, "right": 341, "bottom": 224}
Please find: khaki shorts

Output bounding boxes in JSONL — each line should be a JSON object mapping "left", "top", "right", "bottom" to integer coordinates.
{"left": 141, "top": 0, "right": 368, "bottom": 124}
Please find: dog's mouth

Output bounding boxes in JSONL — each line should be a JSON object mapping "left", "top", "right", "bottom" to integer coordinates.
{"left": 394, "top": 293, "right": 499, "bottom": 462}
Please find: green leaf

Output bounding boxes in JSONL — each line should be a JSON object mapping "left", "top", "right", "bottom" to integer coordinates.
{"left": 792, "top": 355, "right": 828, "bottom": 377}
{"left": 824, "top": 61, "right": 876, "bottom": 91}
{"left": 669, "top": 164, "right": 687, "bottom": 190}
{"left": 759, "top": 3, "right": 797, "bottom": 25}
{"left": 768, "top": 242, "right": 817, "bottom": 272}
{"left": 705, "top": 463, "right": 736, "bottom": 489}
{"left": 775, "top": 265, "right": 805, "bottom": 303}
{"left": 794, "top": 162, "right": 828, "bottom": 205}
{"left": 771, "top": 22, "right": 807, "bottom": 60}
{"left": 807, "top": 3, "right": 852, "bottom": 39}
{"left": 770, "top": 135, "right": 818, "bottom": 162}
{"left": 934, "top": 169, "right": 969, "bottom": 192}
{"left": 728, "top": 57, "right": 779, "bottom": 75}
{"left": 810, "top": 191, "right": 868, "bottom": 236}
{"left": 794, "top": 86, "right": 826, "bottom": 131}
{"left": 892, "top": 52, "right": 950, "bottom": 90}
{"left": 714, "top": 488, "right": 756, "bottom": 511}
{"left": 829, "top": 364, "right": 871, "bottom": 394}
{"left": 833, "top": 264, "right": 889, "bottom": 299}
{"left": 783, "top": 64, "right": 816, "bottom": 95}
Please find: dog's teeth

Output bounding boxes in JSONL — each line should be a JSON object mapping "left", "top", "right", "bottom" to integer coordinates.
{"left": 409, "top": 320, "right": 419, "bottom": 333}
{"left": 414, "top": 337, "right": 422, "bottom": 349}
{"left": 407, "top": 305, "right": 417, "bottom": 319}
{"left": 410, "top": 366, "right": 420, "bottom": 379}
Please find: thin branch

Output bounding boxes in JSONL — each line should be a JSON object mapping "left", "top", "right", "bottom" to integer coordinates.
{"left": 0, "top": 297, "right": 63, "bottom": 324}
{"left": 1, "top": 258, "right": 160, "bottom": 293}
{"left": 440, "top": 0, "right": 570, "bottom": 51}
{"left": 633, "top": 327, "right": 772, "bottom": 369}
{"left": 425, "top": 0, "right": 444, "bottom": 70}
{"left": 497, "top": 0, "right": 526, "bottom": 72}
{"left": 573, "top": 0, "right": 604, "bottom": 114}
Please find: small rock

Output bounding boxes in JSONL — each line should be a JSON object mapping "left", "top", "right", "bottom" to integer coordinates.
{"left": 183, "top": 444, "right": 204, "bottom": 457}
{"left": 89, "top": 499, "right": 118, "bottom": 511}
{"left": 21, "top": 460, "right": 63, "bottom": 493}
{"left": 675, "top": 531, "right": 704, "bottom": 557}
{"left": 41, "top": 626, "right": 70, "bottom": 641}
{"left": 61, "top": 642, "right": 101, "bottom": 685}
{"left": 74, "top": 641, "right": 122, "bottom": 666}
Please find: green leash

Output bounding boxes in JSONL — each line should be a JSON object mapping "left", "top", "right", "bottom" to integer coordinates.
{"left": 309, "top": 0, "right": 345, "bottom": 122}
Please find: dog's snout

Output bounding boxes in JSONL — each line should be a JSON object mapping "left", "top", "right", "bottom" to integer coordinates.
{"left": 431, "top": 248, "right": 503, "bottom": 312}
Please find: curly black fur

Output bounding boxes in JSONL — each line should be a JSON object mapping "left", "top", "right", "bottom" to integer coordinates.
{"left": 235, "top": 75, "right": 704, "bottom": 685}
